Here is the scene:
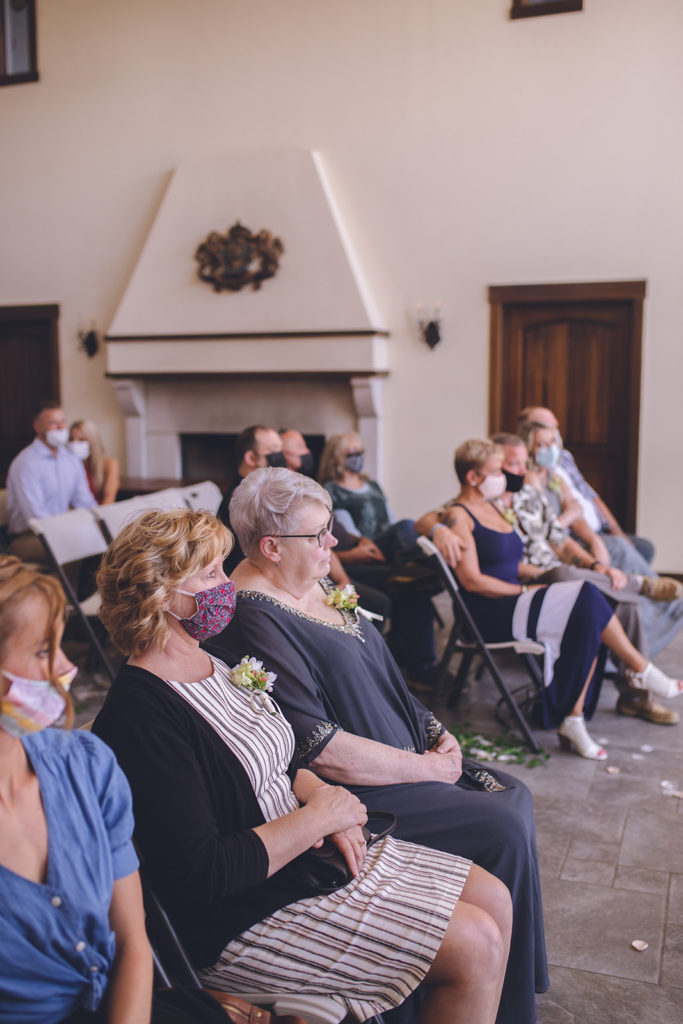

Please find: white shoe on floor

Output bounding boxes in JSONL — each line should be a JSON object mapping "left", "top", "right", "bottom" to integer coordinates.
{"left": 557, "top": 714, "right": 608, "bottom": 760}
{"left": 626, "top": 662, "right": 683, "bottom": 700}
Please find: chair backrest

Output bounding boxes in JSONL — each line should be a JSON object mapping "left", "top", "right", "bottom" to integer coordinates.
{"left": 28, "top": 508, "right": 108, "bottom": 566}
{"left": 94, "top": 489, "right": 187, "bottom": 541}
{"left": 181, "top": 480, "right": 223, "bottom": 515}
{"left": 416, "top": 535, "right": 462, "bottom": 599}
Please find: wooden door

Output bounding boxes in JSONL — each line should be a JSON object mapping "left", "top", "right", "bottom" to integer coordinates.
{"left": 489, "top": 282, "right": 645, "bottom": 532}
{"left": 0, "top": 305, "right": 60, "bottom": 485}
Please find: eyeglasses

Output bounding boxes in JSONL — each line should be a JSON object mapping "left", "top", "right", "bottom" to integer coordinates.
{"left": 272, "top": 515, "right": 335, "bottom": 548}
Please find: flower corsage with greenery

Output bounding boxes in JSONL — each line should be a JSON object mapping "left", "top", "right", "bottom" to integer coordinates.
{"left": 227, "top": 656, "right": 277, "bottom": 714}
{"left": 325, "top": 584, "right": 359, "bottom": 613}
{"left": 548, "top": 475, "right": 562, "bottom": 494}
{"left": 500, "top": 506, "right": 518, "bottom": 528}
{"left": 325, "top": 582, "right": 383, "bottom": 623}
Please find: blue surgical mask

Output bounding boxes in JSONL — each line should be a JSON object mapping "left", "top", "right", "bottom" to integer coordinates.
{"left": 534, "top": 444, "right": 560, "bottom": 469}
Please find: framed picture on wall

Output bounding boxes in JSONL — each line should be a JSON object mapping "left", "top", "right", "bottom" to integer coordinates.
{"left": 0, "top": 0, "right": 38, "bottom": 86}
{"left": 510, "top": 0, "right": 583, "bottom": 19}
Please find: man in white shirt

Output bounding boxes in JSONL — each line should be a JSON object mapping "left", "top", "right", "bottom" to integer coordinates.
{"left": 6, "top": 401, "right": 96, "bottom": 562}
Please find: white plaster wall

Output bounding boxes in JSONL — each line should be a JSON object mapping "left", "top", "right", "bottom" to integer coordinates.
{"left": 1, "top": 0, "right": 681, "bottom": 566}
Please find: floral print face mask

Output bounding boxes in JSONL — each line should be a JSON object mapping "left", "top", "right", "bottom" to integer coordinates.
{"left": 169, "top": 580, "right": 236, "bottom": 641}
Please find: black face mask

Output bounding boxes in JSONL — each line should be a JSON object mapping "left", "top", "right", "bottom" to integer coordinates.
{"left": 503, "top": 469, "right": 526, "bottom": 493}
{"left": 266, "top": 451, "right": 288, "bottom": 469}
{"left": 297, "top": 452, "right": 315, "bottom": 477}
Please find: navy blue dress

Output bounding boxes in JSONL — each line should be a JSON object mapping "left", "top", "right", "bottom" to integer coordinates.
{"left": 208, "top": 587, "right": 549, "bottom": 1024}
{"left": 454, "top": 505, "right": 613, "bottom": 727}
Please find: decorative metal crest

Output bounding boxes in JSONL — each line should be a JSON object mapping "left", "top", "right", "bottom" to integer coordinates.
{"left": 194, "top": 221, "right": 284, "bottom": 292}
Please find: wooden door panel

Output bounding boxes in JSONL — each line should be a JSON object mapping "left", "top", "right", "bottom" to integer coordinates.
{"left": 0, "top": 306, "right": 59, "bottom": 484}
{"left": 489, "top": 283, "right": 645, "bottom": 531}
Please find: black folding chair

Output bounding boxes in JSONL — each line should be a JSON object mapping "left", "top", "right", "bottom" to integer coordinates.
{"left": 138, "top": 866, "right": 370, "bottom": 1024}
{"left": 417, "top": 536, "right": 544, "bottom": 751}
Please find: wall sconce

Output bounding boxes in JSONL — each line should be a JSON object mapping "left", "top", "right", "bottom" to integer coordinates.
{"left": 417, "top": 302, "right": 441, "bottom": 350}
{"left": 78, "top": 324, "right": 99, "bottom": 358}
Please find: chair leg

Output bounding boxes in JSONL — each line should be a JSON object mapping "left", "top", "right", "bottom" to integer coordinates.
{"left": 477, "top": 646, "right": 541, "bottom": 752}
{"left": 47, "top": 552, "right": 117, "bottom": 683}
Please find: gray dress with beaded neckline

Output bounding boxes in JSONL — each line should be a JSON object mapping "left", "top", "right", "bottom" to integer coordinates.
{"left": 207, "top": 581, "right": 549, "bottom": 1024}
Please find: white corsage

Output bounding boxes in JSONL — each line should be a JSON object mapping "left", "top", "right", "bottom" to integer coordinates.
{"left": 325, "top": 584, "right": 359, "bottom": 613}
{"left": 325, "top": 583, "right": 383, "bottom": 623}
{"left": 227, "top": 656, "right": 277, "bottom": 714}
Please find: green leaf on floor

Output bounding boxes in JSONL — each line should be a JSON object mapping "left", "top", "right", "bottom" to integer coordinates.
{"left": 450, "top": 723, "right": 550, "bottom": 768}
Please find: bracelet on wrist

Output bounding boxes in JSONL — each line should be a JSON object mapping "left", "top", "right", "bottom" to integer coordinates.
{"left": 520, "top": 584, "right": 528, "bottom": 594}
{"left": 589, "top": 560, "right": 602, "bottom": 570}
{"left": 430, "top": 523, "right": 446, "bottom": 539}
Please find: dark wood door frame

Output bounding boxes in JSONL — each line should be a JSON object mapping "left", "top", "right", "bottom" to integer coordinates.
{"left": 488, "top": 280, "right": 646, "bottom": 532}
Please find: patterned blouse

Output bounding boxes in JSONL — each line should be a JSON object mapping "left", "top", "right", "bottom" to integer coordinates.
{"left": 511, "top": 484, "right": 568, "bottom": 569}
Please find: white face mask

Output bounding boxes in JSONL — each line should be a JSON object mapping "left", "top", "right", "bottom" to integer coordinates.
{"left": 45, "top": 428, "right": 69, "bottom": 448}
{"left": 478, "top": 472, "right": 506, "bottom": 500}
{"left": 67, "top": 439, "right": 90, "bottom": 460}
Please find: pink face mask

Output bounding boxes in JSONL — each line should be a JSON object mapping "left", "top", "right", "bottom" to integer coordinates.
{"left": 168, "top": 580, "right": 237, "bottom": 641}
{"left": 478, "top": 472, "right": 506, "bottom": 500}
{"left": 0, "top": 667, "right": 76, "bottom": 738}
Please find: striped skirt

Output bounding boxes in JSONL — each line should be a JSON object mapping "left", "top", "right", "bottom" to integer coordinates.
{"left": 198, "top": 837, "right": 471, "bottom": 1021}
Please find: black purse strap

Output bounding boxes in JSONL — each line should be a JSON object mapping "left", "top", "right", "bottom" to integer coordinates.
{"left": 364, "top": 811, "right": 397, "bottom": 849}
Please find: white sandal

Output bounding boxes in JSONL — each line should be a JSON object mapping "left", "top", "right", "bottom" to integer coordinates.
{"left": 626, "top": 662, "right": 683, "bottom": 701}
{"left": 557, "top": 714, "right": 608, "bottom": 760}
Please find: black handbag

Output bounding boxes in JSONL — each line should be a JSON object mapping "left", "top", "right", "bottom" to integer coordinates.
{"left": 285, "top": 812, "right": 397, "bottom": 895}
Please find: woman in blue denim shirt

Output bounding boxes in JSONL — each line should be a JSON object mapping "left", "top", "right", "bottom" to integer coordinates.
{"left": 0, "top": 555, "right": 154, "bottom": 1024}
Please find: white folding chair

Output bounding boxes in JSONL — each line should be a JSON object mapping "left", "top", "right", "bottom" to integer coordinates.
{"left": 180, "top": 480, "right": 223, "bottom": 515}
{"left": 28, "top": 509, "right": 116, "bottom": 681}
{"left": 94, "top": 488, "right": 187, "bottom": 541}
{"left": 417, "top": 535, "right": 544, "bottom": 750}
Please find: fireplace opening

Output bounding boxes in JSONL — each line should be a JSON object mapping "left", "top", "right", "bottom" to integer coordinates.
{"left": 180, "top": 432, "right": 328, "bottom": 490}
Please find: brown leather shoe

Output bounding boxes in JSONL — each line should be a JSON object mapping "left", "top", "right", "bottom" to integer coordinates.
{"left": 616, "top": 691, "right": 680, "bottom": 725}
{"left": 639, "top": 575, "right": 683, "bottom": 601}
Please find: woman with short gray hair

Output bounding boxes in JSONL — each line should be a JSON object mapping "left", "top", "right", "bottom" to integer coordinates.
{"left": 229, "top": 468, "right": 332, "bottom": 562}
{"left": 208, "top": 467, "right": 549, "bottom": 1024}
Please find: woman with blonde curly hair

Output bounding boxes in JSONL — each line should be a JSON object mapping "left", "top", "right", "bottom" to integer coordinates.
{"left": 93, "top": 507, "right": 512, "bottom": 1024}
{"left": 68, "top": 419, "right": 120, "bottom": 504}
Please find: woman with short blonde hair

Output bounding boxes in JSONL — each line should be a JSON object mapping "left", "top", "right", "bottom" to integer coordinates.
{"left": 94, "top": 507, "right": 510, "bottom": 1024}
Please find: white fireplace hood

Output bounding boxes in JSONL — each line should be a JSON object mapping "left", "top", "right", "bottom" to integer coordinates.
{"left": 105, "top": 149, "right": 388, "bottom": 375}
{"left": 105, "top": 150, "right": 389, "bottom": 480}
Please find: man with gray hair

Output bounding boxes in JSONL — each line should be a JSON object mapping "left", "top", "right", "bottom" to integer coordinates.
{"left": 517, "top": 405, "right": 660, "bottom": 572}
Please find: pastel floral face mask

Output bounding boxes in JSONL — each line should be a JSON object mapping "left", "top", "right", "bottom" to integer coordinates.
{"left": 169, "top": 580, "right": 236, "bottom": 641}
{"left": 0, "top": 666, "right": 76, "bottom": 737}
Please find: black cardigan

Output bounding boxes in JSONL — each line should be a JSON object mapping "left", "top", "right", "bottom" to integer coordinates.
{"left": 92, "top": 663, "right": 310, "bottom": 967}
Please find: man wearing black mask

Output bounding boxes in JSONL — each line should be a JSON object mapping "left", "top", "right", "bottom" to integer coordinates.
{"left": 217, "top": 425, "right": 287, "bottom": 572}
{"left": 280, "top": 428, "right": 315, "bottom": 477}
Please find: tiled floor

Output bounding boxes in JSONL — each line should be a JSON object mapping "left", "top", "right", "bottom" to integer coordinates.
{"left": 67, "top": 610, "right": 683, "bottom": 1023}
{"left": 434, "top": 617, "right": 683, "bottom": 1024}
